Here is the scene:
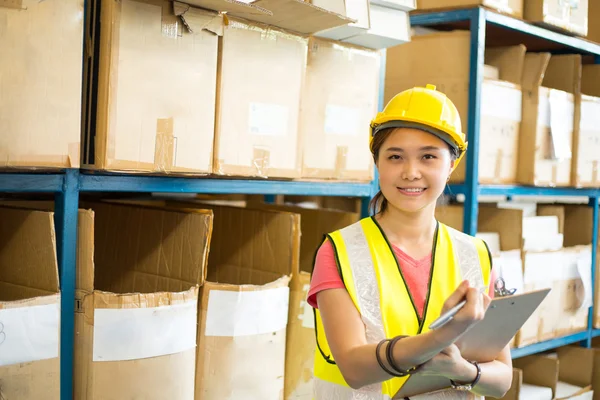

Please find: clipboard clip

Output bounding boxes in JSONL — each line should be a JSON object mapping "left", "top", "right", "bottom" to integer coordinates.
{"left": 494, "top": 278, "right": 517, "bottom": 297}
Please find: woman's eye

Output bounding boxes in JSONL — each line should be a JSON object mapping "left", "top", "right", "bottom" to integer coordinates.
{"left": 388, "top": 155, "right": 401, "bottom": 160}
{"left": 423, "top": 154, "right": 436, "bottom": 160}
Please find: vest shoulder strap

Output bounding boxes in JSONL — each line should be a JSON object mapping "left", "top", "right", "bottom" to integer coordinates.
{"left": 444, "top": 224, "right": 490, "bottom": 291}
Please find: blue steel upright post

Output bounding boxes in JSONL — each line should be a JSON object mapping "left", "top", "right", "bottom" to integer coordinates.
{"left": 586, "top": 196, "right": 599, "bottom": 347}
{"left": 463, "top": 8, "right": 487, "bottom": 236}
{"left": 54, "top": 169, "right": 80, "bottom": 400}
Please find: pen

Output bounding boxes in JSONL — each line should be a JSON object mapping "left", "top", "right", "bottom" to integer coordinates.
{"left": 428, "top": 287, "right": 487, "bottom": 330}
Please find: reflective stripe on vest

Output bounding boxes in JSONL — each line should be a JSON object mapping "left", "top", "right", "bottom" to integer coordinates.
{"left": 313, "top": 217, "right": 490, "bottom": 400}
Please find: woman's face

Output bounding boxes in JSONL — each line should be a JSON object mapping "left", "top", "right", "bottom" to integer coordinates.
{"left": 376, "top": 128, "right": 455, "bottom": 214}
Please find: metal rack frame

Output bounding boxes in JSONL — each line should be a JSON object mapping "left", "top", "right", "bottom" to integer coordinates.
{"left": 411, "top": 7, "right": 600, "bottom": 358}
{"left": 2, "top": 6, "right": 600, "bottom": 399}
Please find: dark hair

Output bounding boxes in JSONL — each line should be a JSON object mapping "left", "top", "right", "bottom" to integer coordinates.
{"left": 368, "top": 127, "right": 460, "bottom": 215}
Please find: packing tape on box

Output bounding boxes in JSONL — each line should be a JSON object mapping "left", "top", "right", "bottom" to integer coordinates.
{"left": 494, "top": 148, "right": 504, "bottom": 181}
{"left": 0, "top": 0, "right": 22, "bottom": 10}
{"left": 92, "top": 299, "right": 197, "bottom": 362}
{"left": 154, "top": 117, "right": 175, "bottom": 173}
{"left": 205, "top": 287, "right": 289, "bottom": 337}
{"left": 335, "top": 146, "right": 348, "bottom": 179}
{"left": 253, "top": 147, "right": 271, "bottom": 178}
{"left": 0, "top": 302, "right": 60, "bottom": 367}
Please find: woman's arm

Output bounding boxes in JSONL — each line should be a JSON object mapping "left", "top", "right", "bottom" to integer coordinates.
{"left": 317, "top": 280, "right": 488, "bottom": 389}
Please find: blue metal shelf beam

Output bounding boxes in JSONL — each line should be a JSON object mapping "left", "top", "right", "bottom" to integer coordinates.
{"left": 411, "top": 7, "right": 600, "bottom": 56}
{"left": 448, "top": 184, "right": 599, "bottom": 197}
{"left": 79, "top": 174, "right": 374, "bottom": 197}
{"left": 511, "top": 331, "right": 591, "bottom": 359}
{"left": 0, "top": 173, "right": 65, "bottom": 193}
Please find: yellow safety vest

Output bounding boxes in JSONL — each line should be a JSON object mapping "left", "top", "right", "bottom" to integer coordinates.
{"left": 312, "top": 217, "right": 491, "bottom": 400}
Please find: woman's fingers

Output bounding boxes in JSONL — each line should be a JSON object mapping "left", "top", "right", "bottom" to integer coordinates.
{"left": 442, "top": 280, "right": 470, "bottom": 312}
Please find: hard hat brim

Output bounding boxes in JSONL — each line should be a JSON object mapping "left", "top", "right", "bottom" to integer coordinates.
{"left": 371, "top": 120, "right": 466, "bottom": 154}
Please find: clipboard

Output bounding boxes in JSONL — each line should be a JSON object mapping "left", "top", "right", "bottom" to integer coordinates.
{"left": 394, "top": 288, "right": 551, "bottom": 399}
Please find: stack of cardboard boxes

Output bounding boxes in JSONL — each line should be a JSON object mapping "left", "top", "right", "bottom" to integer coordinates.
{"left": 1, "top": 0, "right": 413, "bottom": 183}
{"left": 436, "top": 203, "right": 593, "bottom": 349}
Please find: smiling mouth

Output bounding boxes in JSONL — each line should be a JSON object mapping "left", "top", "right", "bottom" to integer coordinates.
{"left": 397, "top": 187, "right": 427, "bottom": 193}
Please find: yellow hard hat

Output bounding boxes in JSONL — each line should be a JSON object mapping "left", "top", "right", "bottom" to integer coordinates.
{"left": 370, "top": 84, "right": 467, "bottom": 168}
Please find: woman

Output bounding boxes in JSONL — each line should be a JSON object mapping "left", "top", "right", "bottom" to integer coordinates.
{"left": 307, "top": 85, "right": 513, "bottom": 399}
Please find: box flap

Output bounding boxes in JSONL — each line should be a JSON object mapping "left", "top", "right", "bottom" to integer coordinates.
{"left": 169, "top": 201, "right": 300, "bottom": 285}
{"left": 542, "top": 55, "right": 582, "bottom": 95}
{"left": 0, "top": 207, "right": 59, "bottom": 300}
{"left": 77, "top": 209, "right": 95, "bottom": 293}
{"left": 174, "top": 1, "right": 225, "bottom": 35}
{"left": 248, "top": 203, "right": 359, "bottom": 273}
{"left": 522, "top": 53, "right": 551, "bottom": 92}
{"left": 581, "top": 65, "right": 600, "bottom": 97}
{"left": 181, "top": 0, "right": 354, "bottom": 34}
{"left": 485, "top": 45, "right": 526, "bottom": 85}
{"left": 82, "top": 201, "right": 213, "bottom": 294}
{"left": 557, "top": 346, "right": 595, "bottom": 387}
{"left": 513, "top": 354, "right": 559, "bottom": 396}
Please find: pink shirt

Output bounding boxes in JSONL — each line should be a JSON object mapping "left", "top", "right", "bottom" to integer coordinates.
{"left": 307, "top": 240, "right": 496, "bottom": 318}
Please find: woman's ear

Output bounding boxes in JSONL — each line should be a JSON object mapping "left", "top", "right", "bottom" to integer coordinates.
{"left": 449, "top": 159, "right": 456, "bottom": 173}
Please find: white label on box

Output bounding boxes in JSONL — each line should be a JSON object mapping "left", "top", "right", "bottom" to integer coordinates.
{"left": 324, "top": 105, "right": 361, "bottom": 136}
{"left": 248, "top": 103, "right": 289, "bottom": 136}
{"left": 580, "top": 97, "right": 600, "bottom": 132}
{"left": 481, "top": 81, "right": 522, "bottom": 122}
{"left": 549, "top": 89, "right": 574, "bottom": 160}
{"left": 0, "top": 303, "right": 60, "bottom": 367}
{"left": 93, "top": 300, "right": 198, "bottom": 362}
{"left": 205, "top": 287, "right": 290, "bottom": 337}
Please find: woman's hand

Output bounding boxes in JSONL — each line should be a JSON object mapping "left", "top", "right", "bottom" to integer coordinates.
{"left": 415, "top": 344, "right": 478, "bottom": 383}
{"left": 439, "top": 280, "right": 491, "bottom": 339}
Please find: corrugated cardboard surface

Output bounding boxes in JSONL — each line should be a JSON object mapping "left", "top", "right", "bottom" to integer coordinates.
{"left": 249, "top": 204, "right": 358, "bottom": 399}
{"left": 513, "top": 355, "right": 559, "bottom": 397}
{"left": 417, "top": 0, "right": 523, "bottom": 17}
{"left": 524, "top": 0, "right": 588, "bottom": 36}
{"left": 0, "top": 0, "right": 83, "bottom": 169}
{"left": 183, "top": 0, "right": 354, "bottom": 35}
{"left": 90, "top": 0, "right": 219, "bottom": 174}
{"left": 436, "top": 205, "right": 524, "bottom": 251}
{"left": 518, "top": 54, "right": 579, "bottom": 187}
{"left": 385, "top": 32, "right": 526, "bottom": 184}
{"left": 574, "top": 66, "right": 600, "bottom": 188}
{"left": 74, "top": 202, "right": 213, "bottom": 399}
{"left": 214, "top": 18, "right": 307, "bottom": 178}
{"left": 300, "top": 38, "right": 379, "bottom": 181}
{"left": 0, "top": 206, "right": 60, "bottom": 398}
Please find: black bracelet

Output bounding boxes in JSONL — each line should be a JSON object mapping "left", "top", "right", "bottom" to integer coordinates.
{"left": 375, "top": 339, "right": 405, "bottom": 377}
{"left": 450, "top": 360, "right": 481, "bottom": 389}
{"left": 386, "top": 336, "right": 417, "bottom": 377}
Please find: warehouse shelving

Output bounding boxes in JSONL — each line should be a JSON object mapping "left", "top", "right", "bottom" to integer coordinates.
{"left": 411, "top": 6, "right": 600, "bottom": 359}
{"left": 3, "top": 5, "right": 600, "bottom": 399}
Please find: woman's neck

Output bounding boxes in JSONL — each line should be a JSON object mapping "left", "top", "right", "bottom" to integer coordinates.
{"left": 375, "top": 204, "right": 437, "bottom": 253}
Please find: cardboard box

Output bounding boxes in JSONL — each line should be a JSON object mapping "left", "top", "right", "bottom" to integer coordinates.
{"left": 524, "top": 0, "right": 588, "bottom": 37}
{"left": 0, "top": 0, "right": 83, "bottom": 169}
{"left": 315, "top": 0, "right": 370, "bottom": 41}
{"left": 171, "top": 204, "right": 299, "bottom": 399}
{"left": 588, "top": 0, "right": 600, "bottom": 44}
{"left": 0, "top": 207, "right": 61, "bottom": 399}
{"left": 416, "top": 0, "right": 523, "bottom": 18}
{"left": 518, "top": 54, "right": 579, "bottom": 187}
{"left": 554, "top": 347, "right": 599, "bottom": 399}
{"left": 385, "top": 31, "right": 526, "bottom": 184}
{"left": 341, "top": 5, "right": 411, "bottom": 49}
{"left": 572, "top": 65, "right": 600, "bottom": 187}
{"left": 513, "top": 355, "right": 559, "bottom": 399}
{"left": 74, "top": 202, "right": 212, "bottom": 399}
{"left": 252, "top": 204, "right": 359, "bottom": 400}
{"left": 213, "top": 19, "right": 308, "bottom": 178}
{"left": 371, "top": 0, "right": 416, "bottom": 11}
{"left": 310, "top": 0, "right": 346, "bottom": 16}
{"left": 300, "top": 38, "right": 380, "bottom": 181}
{"left": 183, "top": 0, "right": 355, "bottom": 35}
{"left": 86, "top": 0, "right": 221, "bottom": 174}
